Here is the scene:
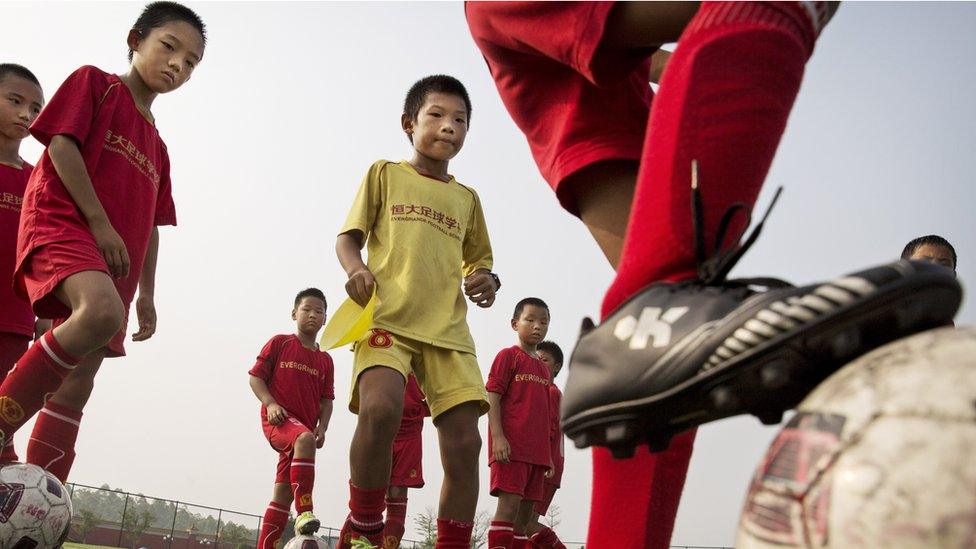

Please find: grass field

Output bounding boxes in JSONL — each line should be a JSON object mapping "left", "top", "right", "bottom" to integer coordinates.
{"left": 63, "top": 543, "right": 118, "bottom": 549}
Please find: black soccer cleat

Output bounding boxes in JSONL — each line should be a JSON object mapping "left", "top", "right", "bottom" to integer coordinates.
{"left": 561, "top": 163, "right": 963, "bottom": 455}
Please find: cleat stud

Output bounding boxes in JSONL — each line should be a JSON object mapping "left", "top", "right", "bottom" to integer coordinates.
{"left": 572, "top": 432, "right": 591, "bottom": 449}
{"left": 710, "top": 386, "right": 739, "bottom": 414}
{"left": 757, "top": 410, "right": 784, "bottom": 425}
{"left": 604, "top": 421, "right": 636, "bottom": 444}
{"left": 760, "top": 361, "right": 791, "bottom": 389}
{"left": 610, "top": 443, "right": 637, "bottom": 459}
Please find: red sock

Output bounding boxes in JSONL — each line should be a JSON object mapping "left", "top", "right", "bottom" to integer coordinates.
{"left": 435, "top": 518, "right": 474, "bottom": 548}
{"left": 513, "top": 534, "right": 528, "bottom": 549}
{"left": 592, "top": 3, "right": 821, "bottom": 548}
{"left": 0, "top": 332, "right": 76, "bottom": 450}
{"left": 290, "top": 457, "right": 315, "bottom": 513}
{"left": 26, "top": 400, "right": 83, "bottom": 482}
{"left": 382, "top": 495, "right": 407, "bottom": 548}
{"left": 338, "top": 481, "right": 386, "bottom": 548}
{"left": 488, "top": 521, "right": 514, "bottom": 549}
{"left": 257, "top": 501, "right": 289, "bottom": 549}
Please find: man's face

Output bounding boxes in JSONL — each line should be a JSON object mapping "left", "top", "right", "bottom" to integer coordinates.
{"left": 910, "top": 243, "right": 955, "bottom": 272}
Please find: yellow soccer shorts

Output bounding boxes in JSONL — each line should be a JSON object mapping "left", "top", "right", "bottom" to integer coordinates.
{"left": 350, "top": 328, "right": 489, "bottom": 419}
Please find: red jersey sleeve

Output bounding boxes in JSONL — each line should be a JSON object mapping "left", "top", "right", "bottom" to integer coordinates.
{"left": 321, "top": 353, "right": 335, "bottom": 401}
{"left": 485, "top": 347, "right": 516, "bottom": 395}
{"left": 29, "top": 66, "right": 109, "bottom": 147}
{"left": 248, "top": 335, "right": 284, "bottom": 381}
{"left": 153, "top": 148, "right": 177, "bottom": 227}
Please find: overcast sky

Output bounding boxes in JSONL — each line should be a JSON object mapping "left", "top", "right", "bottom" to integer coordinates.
{"left": 4, "top": 1, "right": 974, "bottom": 546}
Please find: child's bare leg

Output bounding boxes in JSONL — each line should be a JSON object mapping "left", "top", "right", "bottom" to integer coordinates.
{"left": 434, "top": 401, "right": 481, "bottom": 521}
{"left": 526, "top": 516, "right": 544, "bottom": 536}
{"left": 51, "top": 271, "right": 125, "bottom": 357}
{"left": 293, "top": 431, "right": 316, "bottom": 460}
{"left": 387, "top": 485, "right": 407, "bottom": 500}
{"left": 45, "top": 351, "right": 105, "bottom": 410}
{"left": 271, "top": 482, "right": 293, "bottom": 506}
{"left": 492, "top": 491, "right": 521, "bottom": 523}
{"left": 562, "top": 160, "right": 638, "bottom": 269}
{"left": 513, "top": 500, "right": 536, "bottom": 534}
{"left": 350, "top": 367, "right": 405, "bottom": 488}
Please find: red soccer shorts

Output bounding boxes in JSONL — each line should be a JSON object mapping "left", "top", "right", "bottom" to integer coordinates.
{"left": 466, "top": 1, "right": 654, "bottom": 215}
{"left": 534, "top": 483, "right": 558, "bottom": 516}
{"left": 17, "top": 241, "right": 128, "bottom": 356}
{"left": 390, "top": 435, "right": 424, "bottom": 488}
{"left": 0, "top": 333, "right": 30, "bottom": 375}
{"left": 490, "top": 461, "right": 547, "bottom": 502}
{"left": 263, "top": 416, "right": 312, "bottom": 483}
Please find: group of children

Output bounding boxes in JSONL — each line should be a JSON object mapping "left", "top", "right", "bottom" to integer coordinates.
{"left": 1, "top": 1, "right": 964, "bottom": 549}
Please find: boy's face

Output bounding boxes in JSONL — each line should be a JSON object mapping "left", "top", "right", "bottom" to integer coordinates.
{"left": 909, "top": 243, "right": 955, "bottom": 272}
{"left": 0, "top": 75, "right": 44, "bottom": 143}
{"left": 128, "top": 20, "right": 205, "bottom": 94}
{"left": 537, "top": 350, "right": 562, "bottom": 379}
{"left": 511, "top": 304, "right": 549, "bottom": 347}
{"left": 292, "top": 296, "right": 327, "bottom": 336}
{"left": 403, "top": 92, "right": 468, "bottom": 162}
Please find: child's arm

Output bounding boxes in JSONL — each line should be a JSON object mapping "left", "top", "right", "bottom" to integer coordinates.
{"left": 314, "top": 398, "right": 334, "bottom": 448}
{"left": 132, "top": 227, "right": 159, "bottom": 342}
{"left": 47, "top": 135, "right": 129, "bottom": 278}
{"left": 486, "top": 391, "right": 511, "bottom": 463}
{"left": 336, "top": 231, "right": 376, "bottom": 307}
{"left": 248, "top": 375, "right": 286, "bottom": 426}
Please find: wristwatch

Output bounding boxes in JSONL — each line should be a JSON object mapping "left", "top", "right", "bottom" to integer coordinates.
{"left": 489, "top": 272, "right": 501, "bottom": 292}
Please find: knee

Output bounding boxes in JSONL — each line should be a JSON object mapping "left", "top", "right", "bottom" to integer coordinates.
{"left": 359, "top": 399, "right": 401, "bottom": 434}
{"left": 444, "top": 427, "right": 482, "bottom": 461}
{"left": 294, "top": 431, "right": 316, "bottom": 453}
{"left": 78, "top": 294, "right": 124, "bottom": 340}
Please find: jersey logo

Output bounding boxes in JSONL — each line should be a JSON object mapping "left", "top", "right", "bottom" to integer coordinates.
{"left": 368, "top": 329, "right": 394, "bottom": 349}
{"left": 0, "top": 397, "right": 24, "bottom": 424}
{"left": 613, "top": 307, "right": 689, "bottom": 350}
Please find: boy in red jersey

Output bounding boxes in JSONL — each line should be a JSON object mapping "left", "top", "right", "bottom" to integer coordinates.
{"left": 528, "top": 341, "right": 566, "bottom": 549}
{"left": 0, "top": 2, "right": 206, "bottom": 483}
{"left": 468, "top": 3, "right": 960, "bottom": 547}
{"left": 0, "top": 64, "right": 47, "bottom": 463}
{"left": 250, "top": 288, "right": 335, "bottom": 542}
{"left": 336, "top": 75, "right": 499, "bottom": 548}
{"left": 382, "top": 373, "right": 430, "bottom": 549}
{"left": 486, "top": 298, "right": 553, "bottom": 549}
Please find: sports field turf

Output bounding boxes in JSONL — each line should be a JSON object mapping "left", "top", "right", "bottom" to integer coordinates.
{"left": 63, "top": 543, "right": 118, "bottom": 549}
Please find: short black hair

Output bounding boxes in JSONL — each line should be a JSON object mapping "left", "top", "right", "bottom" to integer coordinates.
{"left": 129, "top": 1, "right": 207, "bottom": 61}
{"left": 902, "top": 234, "right": 957, "bottom": 269}
{"left": 537, "top": 340, "right": 563, "bottom": 366}
{"left": 513, "top": 297, "right": 549, "bottom": 320}
{"left": 403, "top": 75, "right": 472, "bottom": 141}
{"left": 294, "top": 288, "right": 327, "bottom": 309}
{"left": 0, "top": 64, "right": 41, "bottom": 87}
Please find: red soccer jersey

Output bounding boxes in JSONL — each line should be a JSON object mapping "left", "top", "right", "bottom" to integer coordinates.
{"left": 486, "top": 345, "right": 552, "bottom": 466}
{"left": 249, "top": 334, "right": 335, "bottom": 430}
{"left": 17, "top": 66, "right": 176, "bottom": 305}
{"left": 546, "top": 384, "right": 565, "bottom": 486}
{"left": 0, "top": 162, "right": 35, "bottom": 337}
{"left": 397, "top": 373, "right": 430, "bottom": 441}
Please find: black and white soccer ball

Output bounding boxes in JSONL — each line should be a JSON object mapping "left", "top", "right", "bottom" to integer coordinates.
{"left": 283, "top": 534, "right": 330, "bottom": 549}
{"left": 0, "top": 463, "right": 73, "bottom": 548}
{"left": 737, "top": 326, "right": 976, "bottom": 549}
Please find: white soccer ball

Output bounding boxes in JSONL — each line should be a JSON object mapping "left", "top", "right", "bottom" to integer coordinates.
{"left": 0, "top": 463, "right": 73, "bottom": 548}
{"left": 283, "top": 534, "right": 331, "bottom": 549}
{"left": 736, "top": 326, "right": 976, "bottom": 549}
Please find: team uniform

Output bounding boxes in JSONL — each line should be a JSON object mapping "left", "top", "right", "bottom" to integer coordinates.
{"left": 535, "top": 383, "right": 564, "bottom": 516}
{"left": 486, "top": 345, "right": 552, "bottom": 502}
{"left": 342, "top": 159, "right": 493, "bottom": 418}
{"left": 0, "top": 162, "right": 36, "bottom": 462}
{"left": 391, "top": 373, "right": 430, "bottom": 488}
{"left": 16, "top": 65, "right": 177, "bottom": 357}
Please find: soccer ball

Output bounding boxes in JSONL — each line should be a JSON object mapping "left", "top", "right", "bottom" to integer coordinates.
{"left": 283, "top": 534, "right": 330, "bottom": 549}
{"left": 0, "top": 463, "right": 73, "bottom": 548}
{"left": 736, "top": 326, "right": 976, "bottom": 549}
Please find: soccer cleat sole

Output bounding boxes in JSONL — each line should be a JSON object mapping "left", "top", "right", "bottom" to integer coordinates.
{"left": 564, "top": 272, "right": 960, "bottom": 453}
{"left": 297, "top": 517, "right": 321, "bottom": 535}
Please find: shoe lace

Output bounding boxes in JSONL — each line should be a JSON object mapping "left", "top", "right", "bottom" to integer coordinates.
{"left": 690, "top": 159, "right": 792, "bottom": 290}
{"left": 350, "top": 539, "right": 379, "bottom": 549}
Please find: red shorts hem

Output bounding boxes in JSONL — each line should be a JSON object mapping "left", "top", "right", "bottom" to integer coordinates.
{"left": 390, "top": 435, "right": 424, "bottom": 488}
{"left": 490, "top": 461, "right": 546, "bottom": 502}
{"left": 551, "top": 139, "right": 645, "bottom": 216}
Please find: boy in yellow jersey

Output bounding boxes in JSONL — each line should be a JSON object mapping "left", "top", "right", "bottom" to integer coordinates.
{"left": 335, "top": 75, "right": 499, "bottom": 548}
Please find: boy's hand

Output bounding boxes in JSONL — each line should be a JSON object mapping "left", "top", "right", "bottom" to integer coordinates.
{"left": 90, "top": 217, "right": 130, "bottom": 278}
{"left": 545, "top": 467, "right": 554, "bottom": 479}
{"left": 314, "top": 425, "right": 327, "bottom": 448}
{"left": 464, "top": 272, "right": 496, "bottom": 308}
{"left": 492, "top": 434, "right": 511, "bottom": 463}
{"left": 266, "top": 403, "right": 286, "bottom": 426}
{"left": 346, "top": 268, "right": 376, "bottom": 307}
{"left": 132, "top": 295, "right": 156, "bottom": 342}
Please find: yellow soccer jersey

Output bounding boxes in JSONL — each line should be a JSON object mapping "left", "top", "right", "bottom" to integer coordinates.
{"left": 339, "top": 160, "right": 493, "bottom": 354}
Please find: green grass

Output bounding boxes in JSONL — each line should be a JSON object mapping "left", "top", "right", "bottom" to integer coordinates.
{"left": 63, "top": 543, "right": 119, "bottom": 549}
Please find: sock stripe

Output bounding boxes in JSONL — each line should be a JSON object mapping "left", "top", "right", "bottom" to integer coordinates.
{"left": 39, "top": 407, "right": 82, "bottom": 427}
{"left": 39, "top": 336, "right": 75, "bottom": 371}
{"left": 489, "top": 525, "right": 514, "bottom": 532}
{"left": 268, "top": 502, "right": 289, "bottom": 513}
{"left": 291, "top": 460, "right": 315, "bottom": 467}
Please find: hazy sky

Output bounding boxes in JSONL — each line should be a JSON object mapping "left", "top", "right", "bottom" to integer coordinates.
{"left": 4, "top": 1, "right": 974, "bottom": 546}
